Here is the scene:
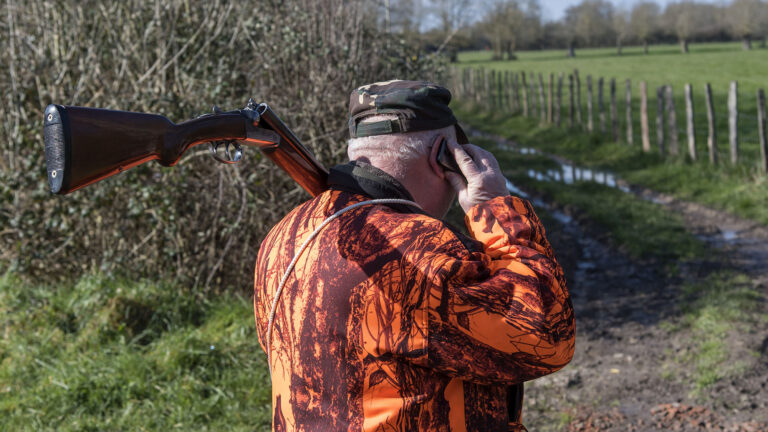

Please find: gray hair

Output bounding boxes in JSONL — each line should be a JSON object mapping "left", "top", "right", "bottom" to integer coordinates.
{"left": 347, "top": 115, "right": 444, "bottom": 178}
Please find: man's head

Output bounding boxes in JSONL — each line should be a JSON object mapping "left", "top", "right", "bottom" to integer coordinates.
{"left": 346, "top": 80, "right": 466, "bottom": 218}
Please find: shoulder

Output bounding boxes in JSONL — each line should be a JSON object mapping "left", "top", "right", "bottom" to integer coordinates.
{"left": 360, "top": 204, "right": 483, "bottom": 258}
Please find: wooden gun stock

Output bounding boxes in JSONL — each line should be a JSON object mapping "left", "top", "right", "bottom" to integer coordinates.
{"left": 43, "top": 101, "right": 329, "bottom": 196}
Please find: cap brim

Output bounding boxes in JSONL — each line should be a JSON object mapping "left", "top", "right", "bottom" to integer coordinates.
{"left": 455, "top": 123, "right": 469, "bottom": 144}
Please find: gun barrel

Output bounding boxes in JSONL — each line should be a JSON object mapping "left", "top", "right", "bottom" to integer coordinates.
{"left": 255, "top": 104, "right": 328, "bottom": 197}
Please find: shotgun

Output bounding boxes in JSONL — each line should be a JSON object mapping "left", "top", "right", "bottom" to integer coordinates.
{"left": 43, "top": 99, "right": 329, "bottom": 196}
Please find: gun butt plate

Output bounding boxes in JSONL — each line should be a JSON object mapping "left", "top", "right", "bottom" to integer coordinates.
{"left": 44, "top": 104, "right": 68, "bottom": 194}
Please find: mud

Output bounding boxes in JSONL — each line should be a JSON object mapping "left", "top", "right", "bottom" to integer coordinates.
{"left": 475, "top": 131, "right": 768, "bottom": 431}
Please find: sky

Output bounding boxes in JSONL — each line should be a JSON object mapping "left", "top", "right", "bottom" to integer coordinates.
{"left": 540, "top": 0, "right": 725, "bottom": 22}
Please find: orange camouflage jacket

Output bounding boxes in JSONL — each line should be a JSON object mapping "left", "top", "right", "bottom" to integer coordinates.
{"left": 254, "top": 161, "right": 575, "bottom": 431}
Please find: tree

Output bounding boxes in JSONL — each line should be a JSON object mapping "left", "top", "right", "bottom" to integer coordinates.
{"left": 517, "top": 0, "right": 543, "bottom": 49}
{"left": 427, "top": 0, "right": 477, "bottom": 60}
{"left": 613, "top": 7, "right": 630, "bottom": 55}
{"left": 385, "top": 0, "right": 421, "bottom": 34}
{"left": 482, "top": 0, "right": 525, "bottom": 60}
{"left": 662, "top": 2, "right": 724, "bottom": 54}
{"left": 664, "top": 1, "right": 696, "bottom": 53}
{"left": 563, "top": 0, "right": 615, "bottom": 56}
{"left": 630, "top": 2, "right": 659, "bottom": 54}
{"left": 726, "top": 0, "right": 768, "bottom": 50}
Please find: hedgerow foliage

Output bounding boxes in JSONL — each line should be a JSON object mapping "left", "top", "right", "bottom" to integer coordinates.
{"left": 0, "top": 0, "right": 446, "bottom": 291}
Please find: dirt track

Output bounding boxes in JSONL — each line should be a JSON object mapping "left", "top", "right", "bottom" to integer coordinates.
{"left": 480, "top": 133, "right": 768, "bottom": 431}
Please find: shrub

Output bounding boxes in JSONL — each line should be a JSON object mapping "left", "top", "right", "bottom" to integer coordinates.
{"left": 0, "top": 0, "right": 446, "bottom": 292}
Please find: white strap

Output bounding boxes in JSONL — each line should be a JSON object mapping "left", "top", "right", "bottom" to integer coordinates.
{"left": 266, "top": 198, "right": 422, "bottom": 378}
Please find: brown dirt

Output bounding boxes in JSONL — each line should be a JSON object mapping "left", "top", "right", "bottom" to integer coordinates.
{"left": 475, "top": 134, "right": 768, "bottom": 431}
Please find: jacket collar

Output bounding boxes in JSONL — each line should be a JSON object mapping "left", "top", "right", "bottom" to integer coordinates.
{"left": 327, "top": 160, "right": 419, "bottom": 212}
{"left": 328, "top": 160, "right": 481, "bottom": 252}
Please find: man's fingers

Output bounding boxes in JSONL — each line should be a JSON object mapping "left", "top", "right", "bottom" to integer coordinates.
{"left": 445, "top": 171, "right": 466, "bottom": 194}
{"left": 462, "top": 145, "right": 500, "bottom": 171}
{"left": 448, "top": 140, "right": 479, "bottom": 178}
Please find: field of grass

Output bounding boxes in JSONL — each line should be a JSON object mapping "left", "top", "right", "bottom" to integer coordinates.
{"left": 455, "top": 42, "right": 768, "bottom": 167}
{"left": 0, "top": 273, "right": 271, "bottom": 431}
{"left": 458, "top": 42, "right": 768, "bottom": 93}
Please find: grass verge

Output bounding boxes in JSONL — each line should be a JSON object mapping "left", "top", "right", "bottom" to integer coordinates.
{"left": 0, "top": 272, "right": 271, "bottom": 431}
{"left": 671, "top": 271, "right": 764, "bottom": 393}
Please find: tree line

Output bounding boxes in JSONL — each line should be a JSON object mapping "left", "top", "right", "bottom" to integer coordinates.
{"left": 383, "top": 0, "right": 768, "bottom": 59}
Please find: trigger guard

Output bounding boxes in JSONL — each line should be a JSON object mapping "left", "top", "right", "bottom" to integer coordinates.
{"left": 225, "top": 141, "right": 243, "bottom": 162}
{"left": 209, "top": 141, "right": 241, "bottom": 165}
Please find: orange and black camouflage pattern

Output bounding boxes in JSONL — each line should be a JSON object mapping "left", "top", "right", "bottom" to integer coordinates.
{"left": 254, "top": 173, "right": 575, "bottom": 431}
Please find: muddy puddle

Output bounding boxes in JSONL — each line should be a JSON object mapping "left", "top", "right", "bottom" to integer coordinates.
{"left": 477, "top": 130, "right": 745, "bottom": 247}
{"left": 474, "top": 129, "right": 632, "bottom": 194}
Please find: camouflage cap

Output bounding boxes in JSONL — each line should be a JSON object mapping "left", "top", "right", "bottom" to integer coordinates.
{"left": 348, "top": 80, "right": 469, "bottom": 144}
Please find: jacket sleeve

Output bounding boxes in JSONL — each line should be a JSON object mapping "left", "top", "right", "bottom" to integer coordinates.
{"left": 410, "top": 195, "right": 575, "bottom": 385}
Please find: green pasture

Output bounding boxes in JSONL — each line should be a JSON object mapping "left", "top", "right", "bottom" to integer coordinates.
{"left": 457, "top": 42, "right": 768, "bottom": 93}
{"left": 455, "top": 42, "right": 768, "bottom": 167}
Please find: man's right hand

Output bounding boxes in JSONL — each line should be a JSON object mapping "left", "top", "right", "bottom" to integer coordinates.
{"left": 444, "top": 140, "right": 509, "bottom": 213}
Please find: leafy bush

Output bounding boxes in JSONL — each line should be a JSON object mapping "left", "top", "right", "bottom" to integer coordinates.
{"left": 0, "top": 0, "right": 446, "bottom": 291}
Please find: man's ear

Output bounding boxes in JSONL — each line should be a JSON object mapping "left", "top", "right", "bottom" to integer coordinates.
{"left": 428, "top": 135, "right": 446, "bottom": 180}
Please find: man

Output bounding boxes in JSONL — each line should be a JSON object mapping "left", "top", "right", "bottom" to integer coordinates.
{"left": 254, "top": 80, "right": 575, "bottom": 431}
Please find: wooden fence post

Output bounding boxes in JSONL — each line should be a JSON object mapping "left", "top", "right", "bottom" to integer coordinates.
{"left": 758, "top": 89, "right": 767, "bottom": 173}
{"left": 538, "top": 73, "right": 546, "bottom": 122}
{"left": 625, "top": 79, "right": 633, "bottom": 145}
{"left": 665, "top": 85, "right": 679, "bottom": 155}
{"left": 548, "top": 73, "right": 554, "bottom": 124}
{"left": 493, "top": 71, "right": 506, "bottom": 111}
{"left": 556, "top": 73, "right": 563, "bottom": 126}
{"left": 512, "top": 72, "right": 520, "bottom": 113}
{"left": 728, "top": 81, "right": 739, "bottom": 164}
{"left": 529, "top": 72, "right": 537, "bottom": 118}
{"left": 598, "top": 77, "right": 606, "bottom": 133}
{"left": 705, "top": 83, "right": 718, "bottom": 164}
{"left": 476, "top": 69, "right": 488, "bottom": 103}
{"left": 499, "top": 71, "right": 506, "bottom": 111}
{"left": 474, "top": 68, "right": 481, "bottom": 103}
{"left": 575, "top": 69, "right": 583, "bottom": 127}
{"left": 685, "top": 84, "right": 697, "bottom": 160}
{"left": 463, "top": 68, "right": 470, "bottom": 99}
{"left": 515, "top": 73, "right": 522, "bottom": 113}
{"left": 486, "top": 69, "right": 492, "bottom": 105}
{"left": 502, "top": 71, "right": 508, "bottom": 112}
{"left": 656, "top": 86, "right": 665, "bottom": 154}
{"left": 500, "top": 71, "right": 506, "bottom": 110}
{"left": 521, "top": 72, "right": 529, "bottom": 117}
{"left": 507, "top": 71, "right": 517, "bottom": 113}
{"left": 610, "top": 78, "right": 618, "bottom": 141}
{"left": 641, "top": 81, "right": 650, "bottom": 152}
{"left": 489, "top": 70, "right": 496, "bottom": 109}
{"left": 504, "top": 72, "right": 509, "bottom": 110}
{"left": 477, "top": 68, "right": 483, "bottom": 103}
{"left": 569, "top": 74, "right": 575, "bottom": 128}
{"left": 467, "top": 69, "right": 473, "bottom": 101}
{"left": 587, "top": 75, "right": 594, "bottom": 132}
